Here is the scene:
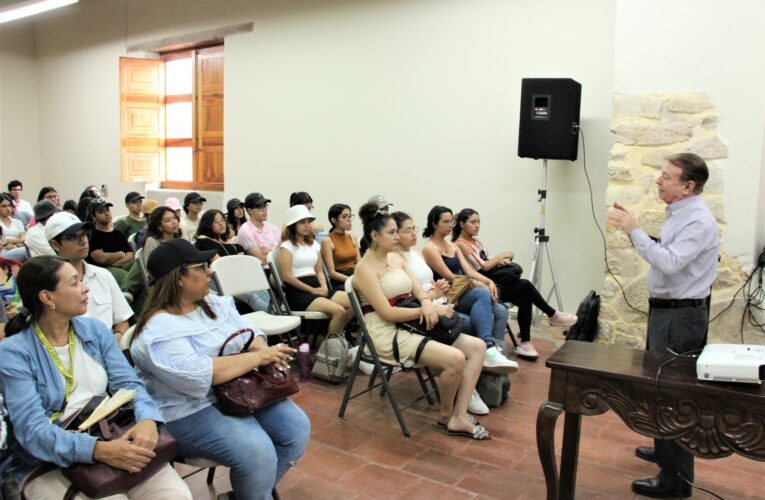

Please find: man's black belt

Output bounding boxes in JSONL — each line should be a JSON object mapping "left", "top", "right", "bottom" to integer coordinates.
{"left": 648, "top": 298, "right": 706, "bottom": 309}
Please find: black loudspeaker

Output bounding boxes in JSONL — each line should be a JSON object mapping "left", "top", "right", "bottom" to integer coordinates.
{"left": 518, "top": 78, "right": 581, "bottom": 161}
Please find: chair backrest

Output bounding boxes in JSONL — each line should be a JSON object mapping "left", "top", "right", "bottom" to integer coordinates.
{"left": 119, "top": 324, "right": 137, "bottom": 351}
{"left": 127, "top": 232, "right": 138, "bottom": 252}
{"left": 267, "top": 248, "right": 293, "bottom": 314}
{"left": 134, "top": 248, "right": 151, "bottom": 290}
{"left": 210, "top": 255, "right": 275, "bottom": 305}
{"left": 321, "top": 259, "right": 333, "bottom": 290}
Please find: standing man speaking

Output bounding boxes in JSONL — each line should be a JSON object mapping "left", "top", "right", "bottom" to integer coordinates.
{"left": 608, "top": 152, "right": 719, "bottom": 499}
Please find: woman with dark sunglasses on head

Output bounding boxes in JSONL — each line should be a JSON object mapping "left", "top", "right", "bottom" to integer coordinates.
{"left": 130, "top": 239, "right": 309, "bottom": 500}
{"left": 320, "top": 203, "right": 360, "bottom": 290}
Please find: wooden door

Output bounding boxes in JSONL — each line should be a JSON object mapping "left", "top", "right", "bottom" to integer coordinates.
{"left": 195, "top": 46, "right": 224, "bottom": 191}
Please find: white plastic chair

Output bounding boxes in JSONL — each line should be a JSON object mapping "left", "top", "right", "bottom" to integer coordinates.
{"left": 133, "top": 247, "right": 151, "bottom": 291}
{"left": 267, "top": 249, "right": 331, "bottom": 321}
{"left": 210, "top": 255, "right": 302, "bottom": 346}
{"left": 127, "top": 232, "right": 138, "bottom": 252}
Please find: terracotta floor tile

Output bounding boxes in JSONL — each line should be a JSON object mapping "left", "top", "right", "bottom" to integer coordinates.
{"left": 393, "top": 478, "right": 477, "bottom": 500}
{"left": 353, "top": 432, "right": 429, "bottom": 467}
{"left": 405, "top": 448, "right": 481, "bottom": 485}
{"left": 312, "top": 420, "right": 377, "bottom": 451}
{"left": 280, "top": 474, "right": 361, "bottom": 500}
{"left": 335, "top": 463, "right": 421, "bottom": 497}
{"left": 297, "top": 443, "right": 368, "bottom": 479}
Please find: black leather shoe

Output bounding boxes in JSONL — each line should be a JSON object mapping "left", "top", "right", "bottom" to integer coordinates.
{"left": 631, "top": 476, "right": 691, "bottom": 498}
{"left": 635, "top": 446, "right": 657, "bottom": 463}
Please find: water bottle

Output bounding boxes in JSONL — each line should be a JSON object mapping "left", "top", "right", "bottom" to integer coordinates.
{"left": 298, "top": 343, "right": 312, "bottom": 382}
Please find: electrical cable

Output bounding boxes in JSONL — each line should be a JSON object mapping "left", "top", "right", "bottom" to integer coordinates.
{"left": 654, "top": 349, "right": 724, "bottom": 499}
{"left": 578, "top": 127, "right": 648, "bottom": 316}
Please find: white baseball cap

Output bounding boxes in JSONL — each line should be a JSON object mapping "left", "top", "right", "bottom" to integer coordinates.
{"left": 45, "top": 212, "right": 93, "bottom": 242}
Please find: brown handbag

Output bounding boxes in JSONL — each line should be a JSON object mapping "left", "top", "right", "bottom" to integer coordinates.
{"left": 214, "top": 328, "right": 299, "bottom": 416}
{"left": 61, "top": 406, "right": 178, "bottom": 499}
{"left": 446, "top": 275, "right": 473, "bottom": 306}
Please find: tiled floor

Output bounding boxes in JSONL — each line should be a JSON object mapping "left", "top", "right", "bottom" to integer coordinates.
{"left": 181, "top": 327, "right": 764, "bottom": 499}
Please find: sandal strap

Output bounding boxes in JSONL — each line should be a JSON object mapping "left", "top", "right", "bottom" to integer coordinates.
{"left": 473, "top": 424, "right": 491, "bottom": 440}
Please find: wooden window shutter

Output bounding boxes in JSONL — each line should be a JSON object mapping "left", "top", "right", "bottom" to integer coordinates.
{"left": 120, "top": 57, "right": 165, "bottom": 182}
{"left": 194, "top": 46, "right": 224, "bottom": 191}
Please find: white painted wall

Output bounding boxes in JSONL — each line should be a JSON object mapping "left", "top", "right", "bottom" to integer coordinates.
{"left": 614, "top": 0, "right": 765, "bottom": 266}
{"left": 0, "top": 21, "right": 40, "bottom": 195}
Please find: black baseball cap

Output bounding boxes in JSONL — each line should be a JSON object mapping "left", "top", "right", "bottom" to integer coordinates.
{"left": 125, "top": 191, "right": 144, "bottom": 204}
{"left": 147, "top": 238, "right": 218, "bottom": 280}
{"left": 244, "top": 192, "right": 271, "bottom": 208}
{"left": 183, "top": 192, "right": 207, "bottom": 207}
{"left": 89, "top": 199, "right": 113, "bottom": 214}
{"left": 226, "top": 198, "right": 244, "bottom": 212}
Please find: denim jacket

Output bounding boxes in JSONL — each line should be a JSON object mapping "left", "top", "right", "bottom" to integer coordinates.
{"left": 0, "top": 316, "right": 163, "bottom": 483}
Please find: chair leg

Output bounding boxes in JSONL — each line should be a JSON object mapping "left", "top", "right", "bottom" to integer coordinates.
{"left": 506, "top": 324, "right": 519, "bottom": 349}
{"left": 272, "top": 487, "right": 281, "bottom": 500}
{"left": 206, "top": 466, "right": 216, "bottom": 484}
{"left": 338, "top": 335, "right": 365, "bottom": 418}
{"left": 379, "top": 366, "right": 395, "bottom": 397}
{"left": 425, "top": 367, "right": 441, "bottom": 403}
{"left": 414, "top": 369, "right": 435, "bottom": 405}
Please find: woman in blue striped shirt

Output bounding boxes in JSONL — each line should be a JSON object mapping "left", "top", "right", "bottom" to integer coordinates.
{"left": 129, "top": 239, "right": 309, "bottom": 500}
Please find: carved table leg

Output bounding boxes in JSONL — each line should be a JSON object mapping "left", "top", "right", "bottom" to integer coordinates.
{"left": 559, "top": 411, "right": 582, "bottom": 499}
{"left": 537, "top": 400, "right": 564, "bottom": 500}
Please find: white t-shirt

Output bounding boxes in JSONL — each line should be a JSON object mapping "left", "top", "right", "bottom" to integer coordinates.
{"left": 54, "top": 336, "right": 109, "bottom": 420}
{"left": 25, "top": 223, "right": 56, "bottom": 257}
{"left": 402, "top": 250, "right": 435, "bottom": 292}
{"left": 0, "top": 218, "right": 25, "bottom": 241}
{"left": 179, "top": 215, "right": 201, "bottom": 242}
{"left": 280, "top": 240, "right": 320, "bottom": 277}
{"left": 83, "top": 262, "right": 133, "bottom": 328}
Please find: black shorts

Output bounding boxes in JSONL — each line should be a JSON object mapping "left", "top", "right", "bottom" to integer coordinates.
{"left": 284, "top": 275, "right": 338, "bottom": 311}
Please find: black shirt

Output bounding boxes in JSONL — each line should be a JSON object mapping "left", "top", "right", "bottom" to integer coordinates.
{"left": 87, "top": 228, "right": 132, "bottom": 265}
{"left": 194, "top": 237, "right": 244, "bottom": 257}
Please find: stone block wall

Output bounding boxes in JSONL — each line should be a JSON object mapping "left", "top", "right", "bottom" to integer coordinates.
{"left": 600, "top": 93, "right": 761, "bottom": 347}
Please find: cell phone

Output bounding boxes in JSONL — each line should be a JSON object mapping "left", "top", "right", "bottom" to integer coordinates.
{"left": 63, "top": 395, "right": 108, "bottom": 431}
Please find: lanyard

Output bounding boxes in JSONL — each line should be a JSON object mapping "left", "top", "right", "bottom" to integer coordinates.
{"left": 34, "top": 322, "right": 75, "bottom": 422}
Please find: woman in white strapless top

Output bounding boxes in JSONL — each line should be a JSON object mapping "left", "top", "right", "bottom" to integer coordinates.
{"left": 353, "top": 203, "right": 491, "bottom": 440}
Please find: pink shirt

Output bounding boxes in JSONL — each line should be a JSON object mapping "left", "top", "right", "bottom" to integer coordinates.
{"left": 236, "top": 221, "right": 281, "bottom": 267}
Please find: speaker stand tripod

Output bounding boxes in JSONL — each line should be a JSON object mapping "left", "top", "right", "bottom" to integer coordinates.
{"left": 529, "top": 159, "right": 565, "bottom": 324}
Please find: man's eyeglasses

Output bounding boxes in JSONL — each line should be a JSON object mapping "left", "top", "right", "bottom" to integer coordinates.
{"left": 60, "top": 232, "right": 88, "bottom": 243}
{"left": 399, "top": 226, "right": 418, "bottom": 235}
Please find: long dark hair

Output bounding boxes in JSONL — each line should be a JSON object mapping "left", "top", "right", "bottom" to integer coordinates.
{"left": 359, "top": 202, "right": 391, "bottom": 244}
{"left": 5, "top": 256, "right": 69, "bottom": 336}
{"left": 76, "top": 197, "right": 94, "bottom": 222}
{"left": 452, "top": 208, "right": 478, "bottom": 241}
{"left": 197, "top": 209, "right": 229, "bottom": 242}
{"left": 327, "top": 203, "right": 350, "bottom": 232}
{"left": 226, "top": 203, "right": 246, "bottom": 233}
{"left": 79, "top": 185, "right": 99, "bottom": 200}
{"left": 289, "top": 191, "right": 313, "bottom": 207}
{"left": 422, "top": 206, "right": 452, "bottom": 238}
{"left": 142, "top": 206, "right": 180, "bottom": 246}
{"left": 390, "top": 211, "right": 412, "bottom": 230}
{"left": 37, "top": 186, "right": 58, "bottom": 202}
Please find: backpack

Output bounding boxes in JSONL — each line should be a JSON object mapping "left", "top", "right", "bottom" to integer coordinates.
{"left": 312, "top": 333, "right": 349, "bottom": 383}
{"left": 565, "top": 290, "right": 601, "bottom": 342}
{"left": 476, "top": 373, "right": 511, "bottom": 408}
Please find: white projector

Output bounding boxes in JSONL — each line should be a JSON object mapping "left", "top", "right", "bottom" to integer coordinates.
{"left": 696, "top": 344, "right": 765, "bottom": 384}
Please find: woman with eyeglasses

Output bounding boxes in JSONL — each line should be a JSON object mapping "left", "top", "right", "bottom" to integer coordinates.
{"left": 320, "top": 203, "right": 360, "bottom": 290}
{"left": 130, "top": 239, "right": 309, "bottom": 500}
{"left": 279, "top": 205, "right": 353, "bottom": 334}
{"left": 421, "top": 206, "right": 518, "bottom": 373}
{"left": 354, "top": 203, "right": 491, "bottom": 439}
{"left": 24, "top": 187, "right": 61, "bottom": 229}
{"left": 0, "top": 256, "right": 192, "bottom": 499}
{"left": 195, "top": 209, "right": 270, "bottom": 313}
{"left": 452, "top": 208, "right": 577, "bottom": 359}
{"left": 0, "top": 193, "right": 27, "bottom": 262}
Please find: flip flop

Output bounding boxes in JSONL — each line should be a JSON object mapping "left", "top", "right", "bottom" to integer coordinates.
{"left": 446, "top": 424, "right": 492, "bottom": 440}
{"left": 437, "top": 414, "right": 480, "bottom": 428}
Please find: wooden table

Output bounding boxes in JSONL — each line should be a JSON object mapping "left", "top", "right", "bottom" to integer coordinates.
{"left": 536, "top": 340, "right": 765, "bottom": 500}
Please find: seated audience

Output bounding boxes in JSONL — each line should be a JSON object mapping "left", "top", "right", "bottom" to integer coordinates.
{"left": 25, "top": 186, "right": 60, "bottom": 228}
{"left": 320, "top": 203, "right": 360, "bottom": 290}
{"left": 226, "top": 197, "right": 247, "bottom": 238}
{"left": 289, "top": 191, "right": 327, "bottom": 237}
{"left": 422, "top": 206, "right": 518, "bottom": 371}
{"left": 7, "top": 180, "right": 32, "bottom": 226}
{"left": 179, "top": 192, "right": 206, "bottom": 241}
{"left": 0, "top": 255, "right": 191, "bottom": 500}
{"left": 62, "top": 199, "right": 77, "bottom": 215}
{"left": 453, "top": 208, "right": 577, "bottom": 358}
{"left": 79, "top": 185, "right": 101, "bottom": 200}
{"left": 0, "top": 193, "right": 27, "bottom": 262}
{"left": 130, "top": 239, "right": 310, "bottom": 500}
{"left": 86, "top": 200, "right": 134, "bottom": 287}
{"left": 195, "top": 209, "right": 270, "bottom": 312}
{"left": 114, "top": 191, "right": 146, "bottom": 238}
{"left": 132, "top": 199, "right": 160, "bottom": 250}
{"left": 359, "top": 194, "right": 393, "bottom": 256}
{"left": 76, "top": 196, "right": 95, "bottom": 222}
{"left": 25, "top": 200, "right": 58, "bottom": 257}
{"left": 47, "top": 212, "right": 132, "bottom": 341}
{"left": 141, "top": 206, "right": 182, "bottom": 266}
{"left": 279, "top": 205, "right": 353, "bottom": 333}
{"left": 236, "top": 192, "right": 280, "bottom": 271}
{"left": 0, "top": 256, "right": 20, "bottom": 339}
{"left": 164, "top": 197, "right": 182, "bottom": 221}
{"left": 354, "top": 203, "right": 491, "bottom": 439}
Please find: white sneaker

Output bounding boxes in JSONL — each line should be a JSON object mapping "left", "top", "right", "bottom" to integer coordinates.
{"left": 549, "top": 311, "right": 577, "bottom": 327}
{"left": 468, "top": 389, "right": 490, "bottom": 415}
{"left": 513, "top": 342, "right": 539, "bottom": 360}
{"left": 483, "top": 345, "right": 519, "bottom": 374}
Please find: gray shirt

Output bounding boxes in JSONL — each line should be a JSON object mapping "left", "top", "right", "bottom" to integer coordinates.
{"left": 630, "top": 195, "right": 719, "bottom": 300}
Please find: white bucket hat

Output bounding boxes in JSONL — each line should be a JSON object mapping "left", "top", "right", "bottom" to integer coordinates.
{"left": 285, "top": 205, "right": 316, "bottom": 226}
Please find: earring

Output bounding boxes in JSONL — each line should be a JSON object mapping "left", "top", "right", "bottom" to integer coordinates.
{"left": 49, "top": 303, "right": 56, "bottom": 311}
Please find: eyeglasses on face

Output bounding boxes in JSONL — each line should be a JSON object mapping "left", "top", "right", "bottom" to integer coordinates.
{"left": 440, "top": 219, "right": 455, "bottom": 227}
{"left": 184, "top": 262, "right": 209, "bottom": 273}
{"left": 61, "top": 232, "right": 88, "bottom": 243}
{"left": 213, "top": 218, "right": 226, "bottom": 225}
{"left": 399, "top": 225, "right": 418, "bottom": 235}
{"left": 339, "top": 213, "right": 354, "bottom": 220}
